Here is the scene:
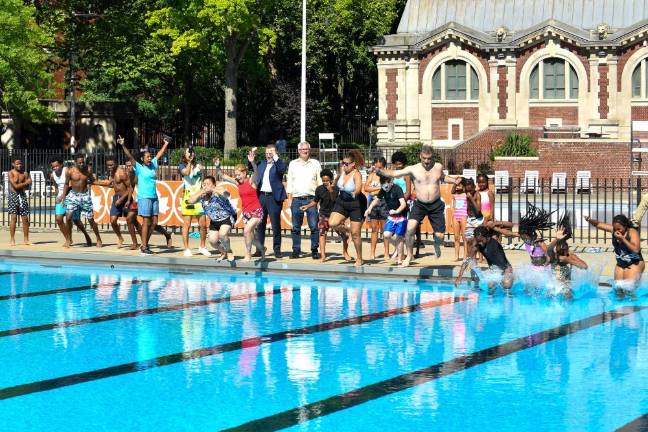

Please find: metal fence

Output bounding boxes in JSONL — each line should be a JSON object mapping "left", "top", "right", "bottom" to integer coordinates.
{"left": 492, "top": 177, "right": 645, "bottom": 245}
{"left": 1, "top": 169, "right": 647, "bottom": 245}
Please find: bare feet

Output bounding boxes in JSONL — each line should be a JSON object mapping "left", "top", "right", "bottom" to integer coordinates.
{"left": 166, "top": 234, "right": 173, "bottom": 248}
{"left": 117, "top": 237, "right": 124, "bottom": 248}
{"left": 343, "top": 253, "right": 353, "bottom": 261}
{"left": 242, "top": 255, "right": 252, "bottom": 262}
{"left": 96, "top": 240, "right": 103, "bottom": 248}
{"left": 63, "top": 241, "right": 70, "bottom": 249}
{"left": 400, "top": 256, "right": 412, "bottom": 268}
{"left": 129, "top": 243, "right": 140, "bottom": 250}
{"left": 355, "top": 259, "right": 363, "bottom": 267}
{"left": 369, "top": 254, "right": 376, "bottom": 260}
{"left": 23, "top": 241, "right": 32, "bottom": 246}
{"left": 9, "top": 240, "right": 15, "bottom": 247}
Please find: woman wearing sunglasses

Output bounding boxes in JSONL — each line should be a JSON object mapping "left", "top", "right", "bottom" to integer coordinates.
{"left": 329, "top": 149, "right": 365, "bottom": 266}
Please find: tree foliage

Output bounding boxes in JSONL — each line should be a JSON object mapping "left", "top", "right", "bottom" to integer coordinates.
{"left": 24, "top": 0, "right": 407, "bottom": 149}
{"left": 0, "top": 0, "right": 54, "bottom": 123}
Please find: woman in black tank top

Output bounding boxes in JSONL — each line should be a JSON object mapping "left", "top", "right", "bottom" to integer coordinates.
{"left": 585, "top": 214, "right": 644, "bottom": 296}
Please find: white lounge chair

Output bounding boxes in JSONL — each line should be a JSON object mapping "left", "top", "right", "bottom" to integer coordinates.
{"left": 494, "top": 170, "right": 509, "bottom": 192}
{"left": 521, "top": 170, "right": 540, "bottom": 194}
{"left": 576, "top": 170, "right": 591, "bottom": 194}
{"left": 30, "top": 171, "right": 53, "bottom": 197}
{"left": 462, "top": 169, "right": 477, "bottom": 183}
{"left": 550, "top": 172, "right": 567, "bottom": 194}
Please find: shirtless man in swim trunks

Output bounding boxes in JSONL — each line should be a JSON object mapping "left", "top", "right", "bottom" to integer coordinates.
{"left": 51, "top": 157, "right": 92, "bottom": 248}
{"left": 7, "top": 158, "right": 32, "bottom": 246}
{"left": 62, "top": 154, "right": 103, "bottom": 247}
{"left": 376, "top": 145, "right": 462, "bottom": 267}
{"left": 94, "top": 156, "right": 139, "bottom": 249}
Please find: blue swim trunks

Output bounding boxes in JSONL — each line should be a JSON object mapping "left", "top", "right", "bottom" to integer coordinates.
{"left": 384, "top": 216, "right": 407, "bottom": 237}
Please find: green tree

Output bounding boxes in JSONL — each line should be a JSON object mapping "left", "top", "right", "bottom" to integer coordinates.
{"left": 147, "top": 0, "right": 276, "bottom": 153}
{"left": 0, "top": 0, "right": 55, "bottom": 146}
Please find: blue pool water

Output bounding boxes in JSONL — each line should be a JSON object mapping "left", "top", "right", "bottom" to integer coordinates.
{"left": 0, "top": 260, "right": 645, "bottom": 431}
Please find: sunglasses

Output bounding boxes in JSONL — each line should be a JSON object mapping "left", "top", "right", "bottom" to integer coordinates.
{"left": 342, "top": 161, "right": 353, "bottom": 167}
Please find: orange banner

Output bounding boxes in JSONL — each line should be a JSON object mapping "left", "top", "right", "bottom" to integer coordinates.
{"left": 91, "top": 181, "right": 466, "bottom": 232}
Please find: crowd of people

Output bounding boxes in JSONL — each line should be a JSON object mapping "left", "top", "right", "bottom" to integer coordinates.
{"left": 4, "top": 142, "right": 646, "bottom": 297}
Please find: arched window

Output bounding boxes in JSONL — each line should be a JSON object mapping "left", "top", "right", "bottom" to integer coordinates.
{"left": 529, "top": 58, "right": 578, "bottom": 100}
{"left": 632, "top": 59, "right": 648, "bottom": 99}
{"left": 432, "top": 60, "right": 479, "bottom": 101}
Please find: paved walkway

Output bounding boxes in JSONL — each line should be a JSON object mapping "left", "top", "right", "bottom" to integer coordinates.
{"left": 0, "top": 227, "right": 618, "bottom": 280}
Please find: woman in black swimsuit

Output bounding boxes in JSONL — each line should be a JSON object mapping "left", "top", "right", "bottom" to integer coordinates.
{"left": 585, "top": 214, "right": 644, "bottom": 295}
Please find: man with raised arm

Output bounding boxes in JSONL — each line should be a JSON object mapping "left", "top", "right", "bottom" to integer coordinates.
{"left": 375, "top": 145, "right": 462, "bottom": 267}
{"left": 118, "top": 135, "right": 171, "bottom": 255}
{"left": 62, "top": 154, "right": 103, "bottom": 247}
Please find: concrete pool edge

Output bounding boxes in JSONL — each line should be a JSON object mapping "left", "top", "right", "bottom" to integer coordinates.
{"left": 0, "top": 249, "right": 459, "bottom": 281}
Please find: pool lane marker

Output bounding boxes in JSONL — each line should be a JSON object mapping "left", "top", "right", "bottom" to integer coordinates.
{"left": 223, "top": 305, "right": 648, "bottom": 432}
{"left": 0, "top": 294, "right": 467, "bottom": 400}
{"left": 0, "top": 286, "right": 297, "bottom": 339}
{"left": 617, "top": 413, "right": 648, "bottom": 432}
{"left": 0, "top": 272, "right": 19, "bottom": 277}
{"left": 0, "top": 279, "right": 151, "bottom": 301}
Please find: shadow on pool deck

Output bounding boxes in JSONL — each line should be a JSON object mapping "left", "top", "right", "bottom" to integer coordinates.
{"left": 0, "top": 229, "right": 618, "bottom": 280}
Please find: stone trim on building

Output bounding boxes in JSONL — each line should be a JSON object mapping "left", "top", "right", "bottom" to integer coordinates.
{"left": 374, "top": 17, "right": 648, "bottom": 148}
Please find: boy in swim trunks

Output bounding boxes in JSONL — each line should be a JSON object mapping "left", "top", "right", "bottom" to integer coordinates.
{"left": 365, "top": 175, "right": 407, "bottom": 265}
{"left": 7, "top": 158, "right": 31, "bottom": 246}
{"left": 62, "top": 154, "right": 103, "bottom": 247}
{"left": 51, "top": 158, "right": 90, "bottom": 247}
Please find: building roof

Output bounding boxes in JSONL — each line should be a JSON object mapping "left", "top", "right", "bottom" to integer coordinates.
{"left": 397, "top": 0, "right": 648, "bottom": 35}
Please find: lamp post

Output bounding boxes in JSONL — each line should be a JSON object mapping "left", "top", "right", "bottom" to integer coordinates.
{"left": 300, "top": 0, "right": 307, "bottom": 142}
{"left": 69, "top": 53, "right": 77, "bottom": 154}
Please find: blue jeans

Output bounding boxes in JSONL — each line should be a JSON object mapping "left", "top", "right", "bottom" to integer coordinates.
{"left": 257, "top": 193, "right": 283, "bottom": 253}
{"left": 291, "top": 196, "right": 319, "bottom": 252}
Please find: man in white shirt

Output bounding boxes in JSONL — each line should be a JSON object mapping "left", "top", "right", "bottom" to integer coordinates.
{"left": 248, "top": 143, "right": 287, "bottom": 258}
{"left": 286, "top": 141, "right": 322, "bottom": 259}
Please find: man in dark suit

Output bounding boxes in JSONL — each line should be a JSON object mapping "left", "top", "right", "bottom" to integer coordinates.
{"left": 249, "top": 143, "right": 287, "bottom": 258}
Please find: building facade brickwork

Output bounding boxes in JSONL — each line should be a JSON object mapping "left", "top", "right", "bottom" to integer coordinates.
{"left": 373, "top": 0, "right": 648, "bottom": 170}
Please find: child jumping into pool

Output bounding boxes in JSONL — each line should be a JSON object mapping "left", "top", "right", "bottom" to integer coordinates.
{"left": 547, "top": 212, "right": 588, "bottom": 298}
{"left": 491, "top": 203, "right": 554, "bottom": 270}
{"left": 455, "top": 225, "right": 513, "bottom": 292}
{"left": 585, "top": 214, "right": 644, "bottom": 298}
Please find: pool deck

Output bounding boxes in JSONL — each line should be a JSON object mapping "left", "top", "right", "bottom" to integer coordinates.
{"left": 0, "top": 227, "right": 619, "bottom": 281}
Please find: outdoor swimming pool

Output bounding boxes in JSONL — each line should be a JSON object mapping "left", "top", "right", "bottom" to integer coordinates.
{"left": 0, "top": 260, "right": 645, "bottom": 431}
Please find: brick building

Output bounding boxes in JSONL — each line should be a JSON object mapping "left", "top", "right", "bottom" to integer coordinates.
{"left": 372, "top": 0, "right": 648, "bottom": 177}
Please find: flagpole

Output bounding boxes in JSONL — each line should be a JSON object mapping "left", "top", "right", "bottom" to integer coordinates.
{"left": 300, "top": 0, "right": 307, "bottom": 142}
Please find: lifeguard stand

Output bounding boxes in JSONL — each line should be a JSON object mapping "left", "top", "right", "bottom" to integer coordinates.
{"left": 318, "top": 133, "right": 338, "bottom": 172}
